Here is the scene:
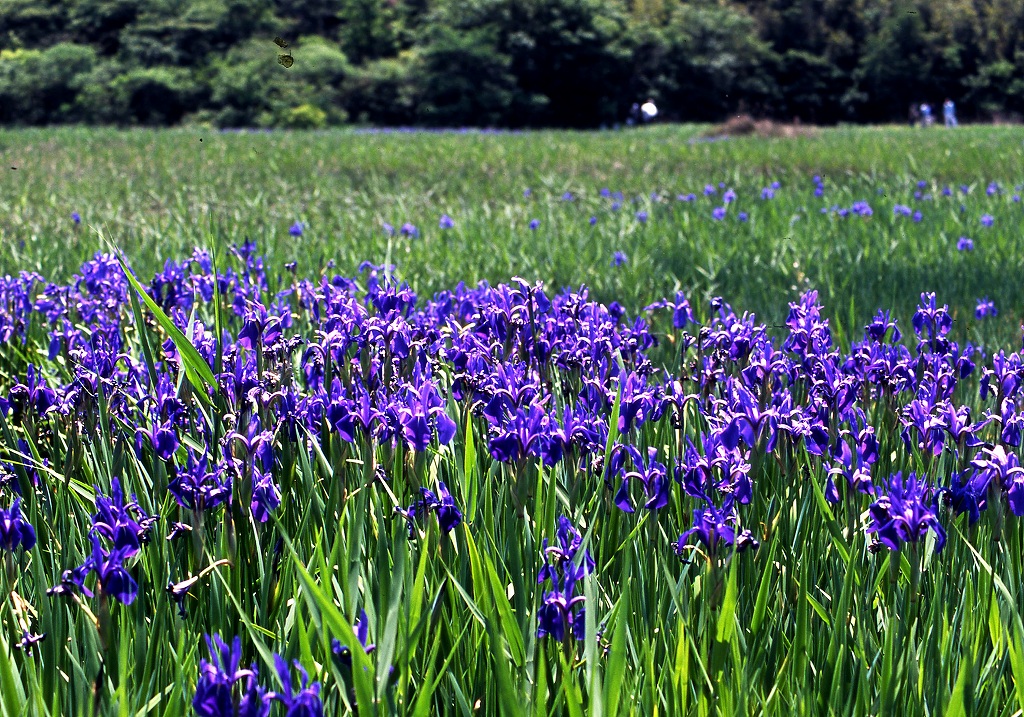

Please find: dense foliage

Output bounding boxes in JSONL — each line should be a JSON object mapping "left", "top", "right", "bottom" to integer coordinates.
{"left": 2, "top": 0, "right": 1024, "bottom": 127}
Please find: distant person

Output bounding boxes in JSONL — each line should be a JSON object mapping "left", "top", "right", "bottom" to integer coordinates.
{"left": 920, "top": 103, "right": 933, "bottom": 127}
{"left": 943, "top": 98, "right": 957, "bottom": 127}
{"left": 909, "top": 103, "right": 920, "bottom": 127}
{"left": 640, "top": 98, "right": 658, "bottom": 123}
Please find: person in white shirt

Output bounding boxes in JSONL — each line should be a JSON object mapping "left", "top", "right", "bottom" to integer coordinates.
{"left": 640, "top": 99, "right": 658, "bottom": 123}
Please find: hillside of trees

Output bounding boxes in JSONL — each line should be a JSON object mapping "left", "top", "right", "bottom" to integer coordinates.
{"left": 2, "top": 0, "right": 1023, "bottom": 128}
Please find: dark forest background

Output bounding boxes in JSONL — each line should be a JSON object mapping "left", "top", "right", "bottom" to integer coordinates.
{"left": 2, "top": 0, "right": 1024, "bottom": 128}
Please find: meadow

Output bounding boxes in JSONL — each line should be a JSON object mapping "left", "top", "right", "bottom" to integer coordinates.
{"left": 0, "top": 125, "right": 1023, "bottom": 716}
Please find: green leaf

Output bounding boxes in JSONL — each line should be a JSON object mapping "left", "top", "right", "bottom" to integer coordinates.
{"left": 716, "top": 556, "right": 739, "bottom": 644}
{"left": 483, "top": 550, "right": 526, "bottom": 667}
{"left": 604, "top": 547, "right": 631, "bottom": 717}
{"left": 807, "top": 469, "right": 851, "bottom": 566}
{"left": 750, "top": 535, "right": 778, "bottom": 637}
{"left": 117, "top": 254, "right": 217, "bottom": 402}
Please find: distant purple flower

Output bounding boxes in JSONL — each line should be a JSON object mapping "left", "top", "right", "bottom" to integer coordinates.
{"left": 71, "top": 212, "right": 81, "bottom": 225}
{"left": 611, "top": 251, "right": 627, "bottom": 267}
{"left": 562, "top": 192, "right": 574, "bottom": 202}
{"left": 704, "top": 184, "right": 716, "bottom": 196}
{"left": 712, "top": 207, "right": 726, "bottom": 221}
{"left": 400, "top": 223, "right": 418, "bottom": 237}
{"left": 529, "top": 219, "right": 540, "bottom": 230}
{"left": 912, "top": 211, "right": 922, "bottom": 222}
{"left": 635, "top": 211, "right": 648, "bottom": 223}
{"left": 738, "top": 212, "right": 748, "bottom": 222}
{"left": 987, "top": 182, "right": 1000, "bottom": 196}
{"left": 523, "top": 188, "right": 531, "bottom": 198}
{"left": 438, "top": 214, "right": 454, "bottom": 229}
{"left": 589, "top": 216, "right": 597, "bottom": 225}
{"left": 1014, "top": 194, "right": 1021, "bottom": 203}
{"left": 866, "top": 472, "right": 946, "bottom": 553}
{"left": 678, "top": 193, "right": 696, "bottom": 202}
{"left": 960, "top": 185, "right": 970, "bottom": 194}
{"left": 382, "top": 222, "right": 395, "bottom": 236}
{"left": 761, "top": 187, "right": 774, "bottom": 199}
{"left": 893, "top": 205, "right": 913, "bottom": 217}
{"left": 976, "top": 298, "right": 997, "bottom": 319}
{"left": 723, "top": 189, "right": 736, "bottom": 204}
{"left": 289, "top": 222, "right": 304, "bottom": 237}
{"left": 981, "top": 214, "right": 994, "bottom": 227}
{"left": 0, "top": 498, "right": 35, "bottom": 553}
{"left": 942, "top": 186, "right": 952, "bottom": 196}
{"left": 611, "top": 201, "right": 621, "bottom": 211}
{"left": 957, "top": 236, "right": 974, "bottom": 251}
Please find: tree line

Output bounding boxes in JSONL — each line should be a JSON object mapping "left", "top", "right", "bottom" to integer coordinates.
{"left": 2, "top": 0, "right": 1023, "bottom": 128}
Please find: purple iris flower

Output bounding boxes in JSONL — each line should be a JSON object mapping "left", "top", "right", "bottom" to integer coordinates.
{"left": 864, "top": 309, "right": 901, "bottom": 343}
{"left": 269, "top": 657, "right": 323, "bottom": 717}
{"left": 635, "top": 210, "right": 648, "bottom": 223}
{"left": 439, "top": 214, "right": 454, "bottom": 229}
{"left": 0, "top": 498, "right": 35, "bottom": 553}
{"left": 168, "top": 452, "right": 231, "bottom": 513}
{"left": 673, "top": 496, "right": 758, "bottom": 560}
{"left": 866, "top": 472, "right": 946, "bottom": 553}
{"left": 723, "top": 189, "right": 736, "bottom": 204}
{"left": 400, "top": 222, "right": 418, "bottom": 237}
{"left": 71, "top": 212, "right": 81, "bottom": 224}
{"left": 704, "top": 184, "right": 716, "bottom": 196}
{"left": 957, "top": 237, "right": 974, "bottom": 251}
{"left": 612, "top": 251, "right": 628, "bottom": 267}
{"left": 331, "top": 609, "right": 376, "bottom": 667}
{"left": 193, "top": 634, "right": 270, "bottom": 717}
{"left": 537, "top": 516, "right": 593, "bottom": 641}
{"left": 738, "top": 212, "right": 748, "bottom": 222}
{"left": 288, "top": 222, "right": 304, "bottom": 237}
{"left": 400, "top": 482, "right": 462, "bottom": 536}
{"left": 589, "top": 216, "right": 597, "bottom": 225}
{"left": 981, "top": 214, "right": 994, "bottom": 227}
{"left": 912, "top": 292, "right": 953, "bottom": 351}
{"left": 976, "top": 298, "right": 997, "bottom": 319}
{"left": 712, "top": 207, "right": 726, "bottom": 221}
{"left": 971, "top": 445, "right": 1024, "bottom": 515}
{"left": 91, "top": 478, "right": 157, "bottom": 557}
{"left": 529, "top": 219, "right": 540, "bottom": 230}
{"left": 612, "top": 445, "right": 671, "bottom": 512}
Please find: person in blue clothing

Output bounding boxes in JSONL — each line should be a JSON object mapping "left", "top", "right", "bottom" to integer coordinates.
{"left": 943, "top": 98, "right": 958, "bottom": 127}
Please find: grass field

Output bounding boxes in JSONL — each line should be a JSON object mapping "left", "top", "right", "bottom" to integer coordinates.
{"left": 1, "top": 125, "right": 1024, "bottom": 716}
{"left": 3, "top": 125, "right": 1024, "bottom": 338}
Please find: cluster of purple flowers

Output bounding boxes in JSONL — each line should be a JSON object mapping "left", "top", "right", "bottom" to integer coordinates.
{"left": 2, "top": 218, "right": 1024, "bottom": 708}
{"left": 193, "top": 634, "right": 324, "bottom": 717}
{"left": 537, "top": 516, "right": 594, "bottom": 642}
